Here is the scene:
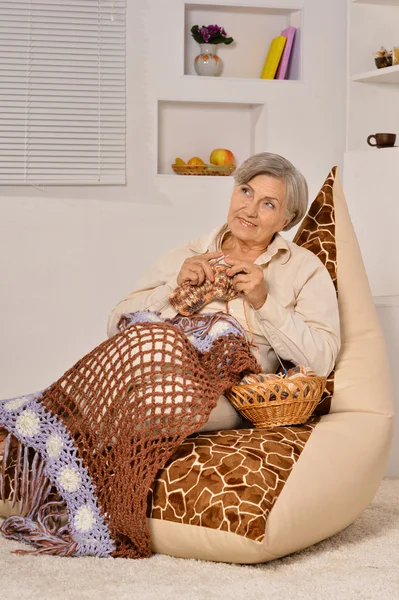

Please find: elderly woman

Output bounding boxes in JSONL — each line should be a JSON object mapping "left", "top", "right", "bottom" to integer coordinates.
{"left": 108, "top": 152, "right": 340, "bottom": 431}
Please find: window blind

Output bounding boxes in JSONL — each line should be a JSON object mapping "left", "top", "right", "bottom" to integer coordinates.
{"left": 0, "top": 0, "right": 126, "bottom": 185}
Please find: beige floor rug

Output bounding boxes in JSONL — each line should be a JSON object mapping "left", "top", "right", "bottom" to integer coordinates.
{"left": 1, "top": 477, "right": 398, "bottom": 600}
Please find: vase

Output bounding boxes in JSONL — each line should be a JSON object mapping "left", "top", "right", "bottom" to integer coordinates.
{"left": 194, "top": 44, "right": 222, "bottom": 77}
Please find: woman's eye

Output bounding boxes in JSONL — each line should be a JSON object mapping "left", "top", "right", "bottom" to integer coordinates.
{"left": 263, "top": 201, "right": 275, "bottom": 209}
{"left": 241, "top": 187, "right": 250, "bottom": 195}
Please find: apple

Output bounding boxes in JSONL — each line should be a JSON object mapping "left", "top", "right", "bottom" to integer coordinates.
{"left": 209, "top": 148, "right": 235, "bottom": 167}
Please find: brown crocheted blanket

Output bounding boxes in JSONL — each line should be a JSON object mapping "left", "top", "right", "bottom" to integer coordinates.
{"left": 0, "top": 312, "right": 259, "bottom": 558}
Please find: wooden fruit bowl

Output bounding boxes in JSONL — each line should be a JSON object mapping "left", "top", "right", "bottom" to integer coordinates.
{"left": 172, "top": 164, "right": 236, "bottom": 176}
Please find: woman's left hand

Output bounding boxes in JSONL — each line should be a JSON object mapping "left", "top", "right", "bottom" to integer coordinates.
{"left": 225, "top": 258, "right": 267, "bottom": 310}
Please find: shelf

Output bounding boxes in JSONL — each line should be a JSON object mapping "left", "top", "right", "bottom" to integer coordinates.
{"left": 374, "top": 296, "right": 399, "bottom": 307}
{"left": 157, "top": 100, "right": 265, "bottom": 175}
{"left": 344, "top": 147, "right": 399, "bottom": 177}
{"left": 345, "top": 147, "right": 399, "bottom": 158}
{"left": 352, "top": 0, "right": 399, "bottom": 5}
{"left": 352, "top": 64, "right": 399, "bottom": 83}
{"left": 182, "top": 74, "right": 300, "bottom": 84}
{"left": 184, "top": 3, "right": 302, "bottom": 80}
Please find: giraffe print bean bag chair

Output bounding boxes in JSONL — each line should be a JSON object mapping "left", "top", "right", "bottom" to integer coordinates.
{"left": 145, "top": 167, "right": 393, "bottom": 563}
{"left": 0, "top": 168, "right": 393, "bottom": 563}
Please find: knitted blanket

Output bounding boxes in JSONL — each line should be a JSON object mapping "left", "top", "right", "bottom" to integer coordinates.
{"left": 0, "top": 312, "right": 260, "bottom": 558}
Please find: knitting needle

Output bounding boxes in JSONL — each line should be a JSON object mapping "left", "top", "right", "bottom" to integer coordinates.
{"left": 210, "top": 254, "right": 226, "bottom": 266}
{"left": 275, "top": 353, "right": 288, "bottom": 375}
{"left": 135, "top": 255, "right": 227, "bottom": 314}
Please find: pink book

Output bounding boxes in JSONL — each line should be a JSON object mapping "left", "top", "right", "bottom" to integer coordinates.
{"left": 276, "top": 26, "right": 296, "bottom": 80}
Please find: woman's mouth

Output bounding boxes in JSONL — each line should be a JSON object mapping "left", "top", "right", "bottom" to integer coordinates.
{"left": 238, "top": 217, "right": 256, "bottom": 228}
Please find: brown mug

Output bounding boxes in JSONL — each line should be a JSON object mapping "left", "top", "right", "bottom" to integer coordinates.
{"left": 367, "top": 133, "right": 396, "bottom": 148}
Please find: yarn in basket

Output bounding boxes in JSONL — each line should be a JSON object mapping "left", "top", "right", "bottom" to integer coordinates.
{"left": 240, "top": 365, "right": 317, "bottom": 400}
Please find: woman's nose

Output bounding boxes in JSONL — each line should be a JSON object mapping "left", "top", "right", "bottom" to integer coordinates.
{"left": 246, "top": 199, "right": 258, "bottom": 217}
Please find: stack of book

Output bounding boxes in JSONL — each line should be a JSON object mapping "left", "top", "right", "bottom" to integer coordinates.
{"left": 260, "top": 26, "right": 296, "bottom": 80}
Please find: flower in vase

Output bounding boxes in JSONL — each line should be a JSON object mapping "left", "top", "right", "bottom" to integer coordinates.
{"left": 191, "top": 24, "right": 234, "bottom": 45}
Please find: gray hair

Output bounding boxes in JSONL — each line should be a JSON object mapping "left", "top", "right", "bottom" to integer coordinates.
{"left": 233, "top": 152, "right": 308, "bottom": 231}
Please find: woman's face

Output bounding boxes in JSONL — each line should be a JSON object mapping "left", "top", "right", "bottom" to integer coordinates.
{"left": 227, "top": 174, "right": 292, "bottom": 249}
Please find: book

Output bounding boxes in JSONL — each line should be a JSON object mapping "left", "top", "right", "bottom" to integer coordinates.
{"left": 276, "top": 26, "right": 297, "bottom": 80}
{"left": 260, "top": 36, "right": 287, "bottom": 79}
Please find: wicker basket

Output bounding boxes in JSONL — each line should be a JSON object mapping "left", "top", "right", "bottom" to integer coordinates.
{"left": 171, "top": 164, "right": 236, "bottom": 176}
{"left": 226, "top": 375, "right": 327, "bottom": 429}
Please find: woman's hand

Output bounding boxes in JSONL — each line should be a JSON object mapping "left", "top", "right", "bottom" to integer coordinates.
{"left": 225, "top": 257, "right": 267, "bottom": 310}
{"left": 177, "top": 251, "right": 224, "bottom": 286}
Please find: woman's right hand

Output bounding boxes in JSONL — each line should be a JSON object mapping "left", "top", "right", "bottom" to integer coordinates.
{"left": 176, "top": 251, "right": 224, "bottom": 286}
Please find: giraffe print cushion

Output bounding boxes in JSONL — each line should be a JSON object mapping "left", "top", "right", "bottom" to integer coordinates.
{"left": 147, "top": 168, "right": 338, "bottom": 541}
{"left": 148, "top": 420, "right": 319, "bottom": 541}
{"left": 293, "top": 167, "right": 337, "bottom": 416}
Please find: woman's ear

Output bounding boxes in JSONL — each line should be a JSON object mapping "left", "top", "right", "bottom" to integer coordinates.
{"left": 283, "top": 215, "right": 294, "bottom": 230}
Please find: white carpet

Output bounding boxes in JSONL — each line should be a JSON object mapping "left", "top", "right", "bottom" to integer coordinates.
{"left": 1, "top": 478, "right": 398, "bottom": 600}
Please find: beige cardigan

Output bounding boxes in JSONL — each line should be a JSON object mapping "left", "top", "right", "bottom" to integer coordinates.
{"left": 107, "top": 225, "right": 341, "bottom": 376}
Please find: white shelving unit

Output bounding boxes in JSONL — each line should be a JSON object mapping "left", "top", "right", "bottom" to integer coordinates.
{"left": 346, "top": 0, "right": 399, "bottom": 477}
{"left": 184, "top": 3, "right": 302, "bottom": 80}
{"left": 345, "top": 0, "right": 399, "bottom": 296}
{"left": 148, "top": 0, "right": 346, "bottom": 198}
{"left": 347, "top": 0, "right": 399, "bottom": 151}
{"left": 154, "top": 1, "right": 305, "bottom": 178}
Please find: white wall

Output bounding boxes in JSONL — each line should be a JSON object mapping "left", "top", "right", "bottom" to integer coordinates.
{"left": 343, "top": 148, "right": 399, "bottom": 298}
{"left": 0, "top": 0, "right": 347, "bottom": 399}
{"left": 376, "top": 302, "right": 399, "bottom": 477}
